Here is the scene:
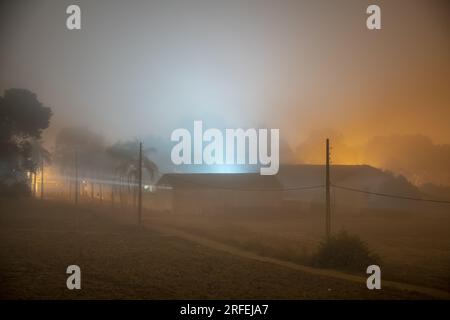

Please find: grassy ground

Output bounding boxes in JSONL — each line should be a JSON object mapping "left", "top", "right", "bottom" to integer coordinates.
{"left": 0, "top": 198, "right": 432, "bottom": 299}
{"left": 145, "top": 207, "right": 450, "bottom": 292}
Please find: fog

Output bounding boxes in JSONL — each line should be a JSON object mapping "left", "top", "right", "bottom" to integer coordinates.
{"left": 296, "top": 131, "right": 450, "bottom": 185}
{"left": 0, "top": 0, "right": 449, "bottom": 183}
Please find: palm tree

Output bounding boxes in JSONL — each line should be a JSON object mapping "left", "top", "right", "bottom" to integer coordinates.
{"left": 107, "top": 140, "right": 158, "bottom": 207}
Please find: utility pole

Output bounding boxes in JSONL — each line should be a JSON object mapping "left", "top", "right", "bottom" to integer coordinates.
{"left": 111, "top": 184, "right": 114, "bottom": 207}
{"left": 75, "top": 151, "right": 79, "bottom": 205}
{"left": 91, "top": 179, "right": 94, "bottom": 200}
{"left": 33, "top": 172, "right": 37, "bottom": 197}
{"left": 98, "top": 171, "right": 103, "bottom": 204}
{"left": 99, "top": 180, "right": 103, "bottom": 204}
{"left": 40, "top": 159, "right": 44, "bottom": 200}
{"left": 325, "top": 138, "right": 331, "bottom": 240}
{"left": 138, "top": 142, "right": 143, "bottom": 227}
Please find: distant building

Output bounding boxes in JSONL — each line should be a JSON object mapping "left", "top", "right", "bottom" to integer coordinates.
{"left": 155, "top": 173, "right": 283, "bottom": 215}
{"left": 153, "top": 165, "right": 423, "bottom": 215}
{"left": 276, "top": 164, "right": 422, "bottom": 212}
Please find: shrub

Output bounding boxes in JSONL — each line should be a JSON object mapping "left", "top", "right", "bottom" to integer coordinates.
{"left": 311, "top": 230, "right": 379, "bottom": 272}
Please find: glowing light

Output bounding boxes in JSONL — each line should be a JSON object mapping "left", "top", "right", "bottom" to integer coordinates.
{"left": 177, "top": 164, "right": 258, "bottom": 174}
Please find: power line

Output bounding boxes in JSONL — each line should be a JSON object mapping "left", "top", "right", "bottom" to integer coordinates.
{"left": 332, "top": 184, "right": 450, "bottom": 204}
{"left": 52, "top": 164, "right": 450, "bottom": 203}
{"left": 159, "top": 175, "right": 325, "bottom": 192}
{"left": 278, "top": 185, "right": 325, "bottom": 191}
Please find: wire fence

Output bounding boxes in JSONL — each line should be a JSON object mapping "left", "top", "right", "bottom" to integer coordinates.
{"left": 331, "top": 184, "right": 450, "bottom": 204}
{"left": 154, "top": 176, "right": 450, "bottom": 204}
{"left": 39, "top": 164, "right": 450, "bottom": 205}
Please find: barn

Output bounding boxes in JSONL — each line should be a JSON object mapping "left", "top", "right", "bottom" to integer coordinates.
{"left": 155, "top": 173, "right": 283, "bottom": 215}
{"left": 276, "top": 164, "right": 422, "bottom": 212}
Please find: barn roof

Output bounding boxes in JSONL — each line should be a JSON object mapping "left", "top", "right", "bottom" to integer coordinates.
{"left": 277, "top": 164, "right": 420, "bottom": 197}
{"left": 277, "top": 164, "right": 384, "bottom": 187}
{"left": 156, "top": 173, "right": 283, "bottom": 190}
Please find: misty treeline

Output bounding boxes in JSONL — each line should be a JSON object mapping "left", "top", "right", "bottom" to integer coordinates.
{"left": 2, "top": 88, "right": 449, "bottom": 199}
{"left": 296, "top": 129, "right": 450, "bottom": 188}
{"left": 54, "top": 126, "right": 158, "bottom": 203}
{"left": 0, "top": 88, "right": 158, "bottom": 196}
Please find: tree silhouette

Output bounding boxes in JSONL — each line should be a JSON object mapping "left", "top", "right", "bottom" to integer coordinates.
{"left": 107, "top": 140, "right": 158, "bottom": 207}
{"left": 0, "top": 89, "right": 51, "bottom": 143}
{"left": 0, "top": 89, "right": 52, "bottom": 194}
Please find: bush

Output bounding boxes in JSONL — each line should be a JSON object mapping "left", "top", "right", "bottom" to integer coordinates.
{"left": 311, "top": 230, "right": 379, "bottom": 272}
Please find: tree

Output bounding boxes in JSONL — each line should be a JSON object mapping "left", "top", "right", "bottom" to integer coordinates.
{"left": 54, "top": 127, "right": 106, "bottom": 199}
{"left": 0, "top": 89, "right": 52, "bottom": 195}
{"left": 108, "top": 140, "right": 157, "bottom": 180}
{"left": 27, "top": 139, "right": 52, "bottom": 196}
{"left": 107, "top": 140, "right": 158, "bottom": 207}
{"left": 54, "top": 127, "right": 105, "bottom": 170}
{"left": 0, "top": 89, "right": 51, "bottom": 143}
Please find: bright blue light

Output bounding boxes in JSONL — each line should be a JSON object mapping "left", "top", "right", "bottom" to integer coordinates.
{"left": 208, "top": 165, "right": 257, "bottom": 174}
{"left": 174, "top": 164, "right": 259, "bottom": 174}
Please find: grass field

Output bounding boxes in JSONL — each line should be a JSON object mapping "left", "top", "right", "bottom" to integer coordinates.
{"left": 0, "top": 198, "right": 437, "bottom": 299}
{"left": 146, "top": 206, "right": 450, "bottom": 292}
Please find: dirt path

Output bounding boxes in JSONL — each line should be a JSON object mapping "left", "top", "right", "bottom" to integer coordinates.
{"left": 147, "top": 224, "right": 450, "bottom": 300}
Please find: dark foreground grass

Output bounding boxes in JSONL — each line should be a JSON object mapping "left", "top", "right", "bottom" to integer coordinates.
{"left": 0, "top": 198, "right": 431, "bottom": 299}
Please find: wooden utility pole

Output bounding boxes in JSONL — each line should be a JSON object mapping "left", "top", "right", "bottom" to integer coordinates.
{"left": 111, "top": 184, "right": 115, "bottom": 207}
{"left": 40, "top": 160, "right": 44, "bottom": 200}
{"left": 75, "top": 151, "right": 79, "bottom": 205}
{"left": 325, "top": 138, "right": 331, "bottom": 240}
{"left": 33, "top": 172, "right": 37, "bottom": 197}
{"left": 138, "top": 142, "right": 143, "bottom": 226}
{"left": 99, "top": 180, "right": 103, "bottom": 204}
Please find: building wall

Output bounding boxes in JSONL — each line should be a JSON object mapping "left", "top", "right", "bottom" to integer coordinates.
{"left": 153, "top": 189, "right": 174, "bottom": 213}
{"left": 155, "top": 188, "right": 282, "bottom": 215}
